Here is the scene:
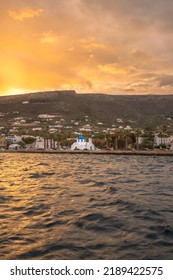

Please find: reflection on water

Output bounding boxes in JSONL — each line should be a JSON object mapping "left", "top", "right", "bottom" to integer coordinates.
{"left": 0, "top": 154, "right": 173, "bottom": 259}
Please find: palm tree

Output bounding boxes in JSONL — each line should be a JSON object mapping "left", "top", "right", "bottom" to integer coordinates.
{"left": 143, "top": 127, "right": 154, "bottom": 149}
{"left": 135, "top": 129, "right": 142, "bottom": 150}
{"left": 111, "top": 130, "right": 119, "bottom": 150}
{"left": 114, "top": 134, "right": 118, "bottom": 150}
{"left": 116, "top": 129, "right": 125, "bottom": 150}
{"left": 52, "top": 131, "right": 63, "bottom": 150}
{"left": 157, "top": 125, "right": 168, "bottom": 148}
{"left": 123, "top": 130, "right": 131, "bottom": 150}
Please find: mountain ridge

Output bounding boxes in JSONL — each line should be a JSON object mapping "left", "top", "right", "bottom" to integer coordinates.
{"left": 0, "top": 91, "right": 173, "bottom": 127}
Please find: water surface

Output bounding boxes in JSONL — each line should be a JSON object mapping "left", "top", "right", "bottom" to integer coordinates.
{"left": 0, "top": 154, "right": 173, "bottom": 259}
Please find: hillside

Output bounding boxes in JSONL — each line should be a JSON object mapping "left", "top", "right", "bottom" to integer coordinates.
{"left": 0, "top": 91, "right": 173, "bottom": 128}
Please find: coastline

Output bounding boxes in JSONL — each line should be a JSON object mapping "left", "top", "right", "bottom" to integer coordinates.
{"left": 1, "top": 149, "right": 173, "bottom": 156}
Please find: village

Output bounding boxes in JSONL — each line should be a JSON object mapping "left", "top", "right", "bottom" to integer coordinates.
{"left": 0, "top": 111, "right": 173, "bottom": 152}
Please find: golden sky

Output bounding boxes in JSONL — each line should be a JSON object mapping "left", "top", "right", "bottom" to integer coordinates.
{"left": 1, "top": 0, "right": 173, "bottom": 95}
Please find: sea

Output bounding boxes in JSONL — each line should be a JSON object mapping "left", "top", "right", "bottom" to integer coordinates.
{"left": 0, "top": 153, "right": 173, "bottom": 260}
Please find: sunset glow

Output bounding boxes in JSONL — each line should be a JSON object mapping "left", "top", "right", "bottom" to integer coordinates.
{"left": 1, "top": 0, "right": 173, "bottom": 95}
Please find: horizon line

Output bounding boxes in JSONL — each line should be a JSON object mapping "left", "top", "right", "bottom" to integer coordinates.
{"left": 1, "top": 89, "right": 173, "bottom": 97}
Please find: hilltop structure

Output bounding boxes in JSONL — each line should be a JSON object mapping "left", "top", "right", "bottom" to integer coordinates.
{"left": 71, "top": 136, "right": 95, "bottom": 150}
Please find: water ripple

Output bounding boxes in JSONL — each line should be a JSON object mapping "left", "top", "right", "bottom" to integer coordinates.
{"left": 0, "top": 154, "right": 173, "bottom": 259}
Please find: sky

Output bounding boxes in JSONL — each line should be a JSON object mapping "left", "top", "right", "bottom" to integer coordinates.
{"left": 1, "top": 0, "right": 173, "bottom": 95}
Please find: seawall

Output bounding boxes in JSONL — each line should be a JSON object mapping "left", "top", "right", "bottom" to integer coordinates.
{"left": 2, "top": 150, "right": 173, "bottom": 156}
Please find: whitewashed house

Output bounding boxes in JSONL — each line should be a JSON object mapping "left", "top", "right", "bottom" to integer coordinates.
{"left": 154, "top": 135, "right": 173, "bottom": 149}
{"left": 71, "top": 136, "right": 95, "bottom": 150}
{"left": 23, "top": 136, "right": 58, "bottom": 150}
{"left": 154, "top": 135, "right": 170, "bottom": 147}
{"left": 22, "top": 101, "right": 29, "bottom": 104}
{"left": 136, "top": 136, "right": 145, "bottom": 145}
{"left": 9, "top": 143, "right": 21, "bottom": 150}
{"left": 168, "top": 136, "right": 173, "bottom": 150}
{"left": 6, "top": 135, "right": 21, "bottom": 143}
{"left": 35, "top": 136, "right": 45, "bottom": 150}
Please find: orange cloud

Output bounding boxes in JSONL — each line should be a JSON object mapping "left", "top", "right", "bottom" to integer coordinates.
{"left": 98, "top": 64, "right": 127, "bottom": 76}
{"left": 80, "top": 37, "right": 106, "bottom": 51}
{"left": 1, "top": 1, "right": 173, "bottom": 95}
{"left": 40, "top": 31, "right": 57, "bottom": 44}
{"left": 7, "top": 7, "right": 43, "bottom": 21}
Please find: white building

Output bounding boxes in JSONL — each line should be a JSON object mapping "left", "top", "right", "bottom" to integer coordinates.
{"left": 154, "top": 135, "right": 173, "bottom": 148}
{"left": 71, "top": 136, "right": 95, "bottom": 150}
{"left": 136, "top": 136, "right": 144, "bottom": 145}
{"left": 22, "top": 101, "right": 29, "bottom": 104}
{"left": 22, "top": 136, "right": 58, "bottom": 150}
{"left": 9, "top": 144, "right": 21, "bottom": 150}
{"left": 35, "top": 136, "right": 45, "bottom": 150}
{"left": 6, "top": 135, "right": 22, "bottom": 143}
{"left": 125, "top": 125, "right": 132, "bottom": 130}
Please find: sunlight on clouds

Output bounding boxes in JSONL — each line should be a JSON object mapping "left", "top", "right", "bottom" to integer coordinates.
{"left": 98, "top": 64, "right": 127, "bottom": 76}
{"left": 80, "top": 37, "right": 106, "bottom": 51}
{"left": 1, "top": 55, "right": 25, "bottom": 87}
{"left": 68, "top": 47, "right": 75, "bottom": 52}
{"left": 1, "top": 0, "right": 173, "bottom": 95}
{"left": 5, "top": 88, "right": 34, "bottom": 96}
{"left": 7, "top": 7, "right": 43, "bottom": 21}
{"left": 40, "top": 31, "right": 57, "bottom": 44}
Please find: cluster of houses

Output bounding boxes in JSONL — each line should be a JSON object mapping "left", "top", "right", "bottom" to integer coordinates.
{"left": 1, "top": 131, "right": 173, "bottom": 151}
{"left": 0, "top": 135, "right": 60, "bottom": 151}
{"left": 154, "top": 135, "right": 173, "bottom": 149}
{"left": 0, "top": 135, "right": 96, "bottom": 151}
{"left": 138, "top": 135, "right": 173, "bottom": 150}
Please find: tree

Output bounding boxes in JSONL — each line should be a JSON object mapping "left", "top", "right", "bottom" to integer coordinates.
{"left": 142, "top": 127, "right": 154, "bottom": 149}
{"left": 92, "top": 136, "right": 106, "bottom": 149}
{"left": 111, "top": 129, "right": 121, "bottom": 150}
{"left": 22, "top": 136, "right": 36, "bottom": 145}
{"left": 18, "top": 140, "right": 25, "bottom": 148}
{"left": 124, "top": 132, "right": 129, "bottom": 150}
{"left": 158, "top": 125, "right": 168, "bottom": 146}
{"left": 135, "top": 129, "right": 143, "bottom": 150}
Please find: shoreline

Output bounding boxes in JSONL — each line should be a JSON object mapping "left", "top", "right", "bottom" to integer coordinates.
{"left": 1, "top": 149, "right": 173, "bottom": 156}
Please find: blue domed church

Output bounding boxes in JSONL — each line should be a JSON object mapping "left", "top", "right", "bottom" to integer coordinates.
{"left": 71, "top": 136, "right": 95, "bottom": 150}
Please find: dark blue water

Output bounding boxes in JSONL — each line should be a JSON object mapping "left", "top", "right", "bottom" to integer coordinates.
{"left": 0, "top": 154, "right": 173, "bottom": 259}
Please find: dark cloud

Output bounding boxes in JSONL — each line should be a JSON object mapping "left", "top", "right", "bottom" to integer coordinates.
{"left": 157, "top": 75, "right": 173, "bottom": 87}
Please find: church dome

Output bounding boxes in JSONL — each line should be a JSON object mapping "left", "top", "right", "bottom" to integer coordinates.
{"left": 77, "top": 135, "right": 86, "bottom": 142}
{"left": 78, "top": 136, "right": 85, "bottom": 140}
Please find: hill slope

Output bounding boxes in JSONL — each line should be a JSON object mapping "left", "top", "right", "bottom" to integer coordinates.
{"left": 0, "top": 91, "right": 173, "bottom": 127}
